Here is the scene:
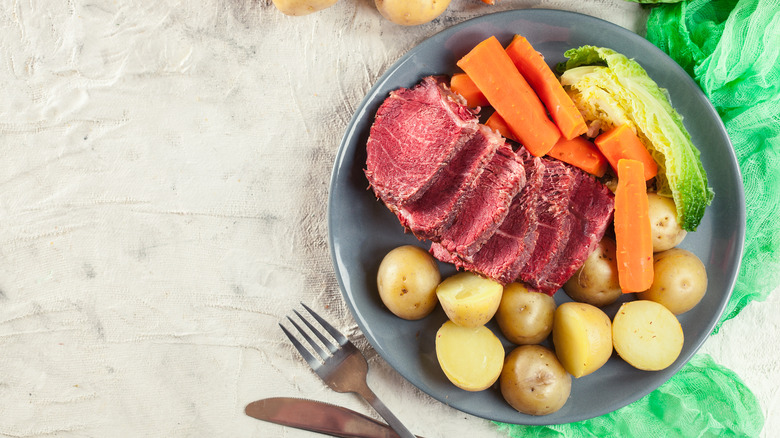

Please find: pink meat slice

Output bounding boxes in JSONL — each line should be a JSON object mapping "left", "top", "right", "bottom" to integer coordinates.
{"left": 365, "top": 76, "right": 479, "bottom": 206}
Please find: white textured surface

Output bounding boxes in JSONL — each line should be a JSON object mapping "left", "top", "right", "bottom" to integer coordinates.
{"left": 0, "top": 1, "right": 777, "bottom": 437}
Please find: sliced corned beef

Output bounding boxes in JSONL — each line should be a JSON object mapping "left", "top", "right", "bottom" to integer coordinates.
{"left": 365, "top": 76, "right": 479, "bottom": 205}
{"left": 393, "top": 125, "right": 503, "bottom": 240}
{"left": 533, "top": 173, "right": 615, "bottom": 293}
{"left": 516, "top": 161, "right": 577, "bottom": 290}
{"left": 435, "top": 141, "right": 526, "bottom": 259}
{"left": 429, "top": 150, "right": 614, "bottom": 295}
{"left": 431, "top": 149, "right": 545, "bottom": 283}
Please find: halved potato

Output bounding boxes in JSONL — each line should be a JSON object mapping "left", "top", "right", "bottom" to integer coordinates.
{"left": 436, "top": 272, "right": 503, "bottom": 328}
{"left": 552, "top": 302, "right": 613, "bottom": 378}
{"left": 435, "top": 321, "right": 504, "bottom": 391}
{"left": 612, "top": 300, "right": 684, "bottom": 371}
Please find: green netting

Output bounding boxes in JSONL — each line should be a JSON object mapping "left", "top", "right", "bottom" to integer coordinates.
{"left": 495, "top": 0, "right": 779, "bottom": 435}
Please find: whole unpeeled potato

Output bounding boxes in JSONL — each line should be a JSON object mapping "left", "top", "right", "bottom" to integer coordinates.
{"left": 563, "top": 238, "right": 622, "bottom": 308}
{"left": 377, "top": 245, "right": 441, "bottom": 320}
{"left": 647, "top": 193, "right": 687, "bottom": 252}
{"left": 495, "top": 282, "right": 556, "bottom": 345}
{"left": 638, "top": 248, "right": 707, "bottom": 315}
{"left": 375, "top": 0, "right": 451, "bottom": 26}
{"left": 273, "top": 0, "right": 338, "bottom": 16}
{"left": 500, "top": 345, "right": 571, "bottom": 416}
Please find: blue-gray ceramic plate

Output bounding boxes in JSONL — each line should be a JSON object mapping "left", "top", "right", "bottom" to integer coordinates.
{"left": 327, "top": 9, "right": 744, "bottom": 425}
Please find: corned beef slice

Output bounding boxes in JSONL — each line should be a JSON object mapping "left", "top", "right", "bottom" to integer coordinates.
{"left": 534, "top": 174, "right": 615, "bottom": 293}
{"left": 431, "top": 149, "right": 545, "bottom": 283}
{"left": 435, "top": 141, "right": 526, "bottom": 258}
{"left": 365, "top": 76, "right": 479, "bottom": 205}
{"left": 517, "top": 161, "right": 576, "bottom": 287}
{"left": 395, "top": 125, "right": 503, "bottom": 241}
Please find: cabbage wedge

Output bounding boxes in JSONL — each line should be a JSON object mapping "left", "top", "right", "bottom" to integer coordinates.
{"left": 558, "top": 46, "right": 713, "bottom": 231}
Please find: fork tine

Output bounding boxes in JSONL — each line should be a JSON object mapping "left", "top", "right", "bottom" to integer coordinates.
{"left": 279, "top": 322, "right": 321, "bottom": 369}
{"left": 293, "top": 309, "right": 339, "bottom": 354}
{"left": 286, "top": 316, "right": 331, "bottom": 360}
{"left": 301, "top": 302, "right": 349, "bottom": 346}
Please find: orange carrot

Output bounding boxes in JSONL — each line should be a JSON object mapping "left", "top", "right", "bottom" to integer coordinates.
{"left": 614, "top": 159, "right": 654, "bottom": 293}
{"left": 547, "top": 136, "right": 609, "bottom": 177}
{"left": 594, "top": 124, "right": 658, "bottom": 181}
{"left": 457, "top": 36, "right": 561, "bottom": 157}
{"left": 505, "top": 35, "right": 588, "bottom": 140}
{"left": 450, "top": 73, "right": 489, "bottom": 108}
{"left": 485, "top": 112, "right": 516, "bottom": 141}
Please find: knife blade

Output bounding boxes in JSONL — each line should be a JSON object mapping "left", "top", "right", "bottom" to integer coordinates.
{"left": 245, "top": 397, "right": 423, "bottom": 438}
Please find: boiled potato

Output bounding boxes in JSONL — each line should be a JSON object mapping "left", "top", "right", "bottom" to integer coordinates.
{"left": 647, "top": 193, "right": 687, "bottom": 252}
{"left": 495, "top": 282, "right": 555, "bottom": 345}
{"left": 638, "top": 248, "right": 707, "bottom": 315}
{"left": 563, "top": 238, "right": 622, "bottom": 307}
{"left": 500, "top": 345, "right": 571, "bottom": 415}
{"left": 272, "top": 0, "right": 338, "bottom": 16}
{"left": 435, "top": 321, "right": 504, "bottom": 391}
{"left": 436, "top": 272, "right": 503, "bottom": 328}
{"left": 377, "top": 245, "right": 441, "bottom": 320}
{"left": 375, "top": 0, "right": 451, "bottom": 26}
{"left": 552, "top": 302, "right": 613, "bottom": 378}
{"left": 612, "top": 300, "right": 684, "bottom": 371}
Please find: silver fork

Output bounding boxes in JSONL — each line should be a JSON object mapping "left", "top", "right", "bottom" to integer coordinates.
{"left": 280, "top": 303, "right": 417, "bottom": 438}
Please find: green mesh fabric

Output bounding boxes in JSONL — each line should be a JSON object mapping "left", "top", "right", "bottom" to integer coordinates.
{"left": 494, "top": 0, "right": 779, "bottom": 435}
{"left": 494, "top": 354, "right": 763, "bottom": 437}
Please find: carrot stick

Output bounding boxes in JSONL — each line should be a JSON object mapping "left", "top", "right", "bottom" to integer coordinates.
{"left": 505, "top": 35, "right": 588, "bottom": 141}
{"left": 547, "top": 136, "right": 609, "bottom": 177}
{"left": 450, "top": 73, "right": 489, "bottom": 108}
{"left": 594, "top": 124, "right": 658, "bottom": 181}
{"left": 614, "top": 159, "right": 654, "bottom": 293}
{"left": 457, "top": 36, "right": 561, "bottom": 157}
{"left": 485, "top": 112, "right": 516, "bottom": 141}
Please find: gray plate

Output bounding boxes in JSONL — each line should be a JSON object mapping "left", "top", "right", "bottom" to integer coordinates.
{"left": 327, "top": 9, "right": 744, "bottom": 425}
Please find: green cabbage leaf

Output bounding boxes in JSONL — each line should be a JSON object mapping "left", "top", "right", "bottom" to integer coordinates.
{"left": 558, "top": 45, "right": 714, "bottom": 231}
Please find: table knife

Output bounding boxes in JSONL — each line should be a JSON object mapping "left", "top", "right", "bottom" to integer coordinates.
{"left": 245, "top": 397, "right": 423, "bottom": 438}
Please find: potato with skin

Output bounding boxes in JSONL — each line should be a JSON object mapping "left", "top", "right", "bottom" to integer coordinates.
{"left": 272, "top": 0, "right": 338, "bottom": 16}
{"left": 436, "top": 272, "right": 503, "bottom": 328}
{"left": 563, "top": 238, "right": 622, "bottom": 307}
{"left": 377, "top": 245, "right": 441, "bottom": 320}
{"left": 495, "top": 283, "right": 555, "bottom": 345}
{"left": 612, "top": 300, "right": 684, "bottom": 371}
{"left": 647, "top": 193, "right": 687, "bottom": 252}
{"left": 375, "top": 0, "right": 451, "bottom": 26}
{"left": 552, "top": 302, "right": 613, "bottom": 378}
{"left": 435, "top": 321, "right": 504, "bottom": 391}
{"left": 500, "top": 345, "right": 571, "bottom": 416}
{"left": 638, "top": 248, "right": 707, "bottom": 315}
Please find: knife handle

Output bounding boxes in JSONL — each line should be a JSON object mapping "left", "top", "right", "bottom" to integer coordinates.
{"left": 354, "top": 383, "right": 416, "bottom": 438}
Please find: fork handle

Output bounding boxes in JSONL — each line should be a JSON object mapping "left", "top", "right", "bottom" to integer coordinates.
{"left": 355, "top": 384, "right": 417, "bottom": 438}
